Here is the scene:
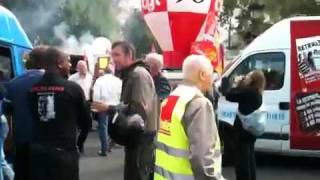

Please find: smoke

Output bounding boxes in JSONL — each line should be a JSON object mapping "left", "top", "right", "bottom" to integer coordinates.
{"left": 4, "top": 0, "right": 140, "bottom": 47}
{"left": 53, "top": 22, "right": 95, "bottom": 55}
{"left": 117, "top": 0, "right": 141, "bottom": 25}
{"left": 53, "top": 21, "right": 113, "bottom": 74}
{"left": 7, "top": 0, "right": 67, "bottom": 42}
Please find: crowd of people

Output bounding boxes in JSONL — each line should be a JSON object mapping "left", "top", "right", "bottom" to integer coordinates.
{"left": 0, "top": 40, "right": 266, "bottom": 180}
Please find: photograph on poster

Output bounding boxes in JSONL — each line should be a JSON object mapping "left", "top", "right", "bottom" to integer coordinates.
{"left": 296, "top": 36, "right": 320, "bottom": 84}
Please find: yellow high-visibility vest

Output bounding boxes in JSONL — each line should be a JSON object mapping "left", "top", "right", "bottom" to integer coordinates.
{"left": 154, "top": 85, "right": 222, "bottom": 180}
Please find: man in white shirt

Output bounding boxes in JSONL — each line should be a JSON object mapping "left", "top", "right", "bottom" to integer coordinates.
{"left": 93, "top": 67, "right": 122, "bottom": 156}
{"left": 69, "top": 60, "right": 93, "bottom": 101}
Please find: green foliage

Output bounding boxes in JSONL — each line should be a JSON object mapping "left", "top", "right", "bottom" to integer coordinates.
{"left": 1, "top": 0, "right": 120, "bottom": 44}
{"left": 122, "top": 9, "right": 159, "bottom": 59}
{"left": 221, "top": 0, "right": 320, "bottom": 47}
{"left": 65, "top": 0, "right": 121, "bottom": 39}
{"left": 0, "top": 0, "right": 157, "bottom": 58}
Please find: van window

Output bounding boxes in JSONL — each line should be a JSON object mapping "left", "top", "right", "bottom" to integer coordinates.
{"left": 229, "top": 52, "right": 285, "bottom": 90}
{"left": 0, "top": 46, "right": 13, "bottom": 82}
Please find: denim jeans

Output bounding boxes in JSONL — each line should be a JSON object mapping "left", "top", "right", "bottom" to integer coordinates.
{"left": 97, "top": 113, "right": 109, "bottom": 153}
{"left": 0, "top": 161, "right": 2, "bottom": 180}
{"left": 0, "top": 142, "right": 14, "bottom": 180}
{"left": 2, "top": 161, "right": 14, "bottom": 180}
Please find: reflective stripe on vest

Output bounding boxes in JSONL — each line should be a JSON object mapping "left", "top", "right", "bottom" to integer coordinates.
{"left": 156, "top": 141, "right": 189, "bottom": 158}
{"left": 154, "top": 165, "right": 194, "bottom": 180}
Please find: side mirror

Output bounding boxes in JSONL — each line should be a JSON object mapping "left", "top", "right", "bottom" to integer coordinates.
{"left": 212, "top": 72, "right": 220, "bottom": 82}
{"left": 219, "top": 77, "right": 230, "bottom": 95}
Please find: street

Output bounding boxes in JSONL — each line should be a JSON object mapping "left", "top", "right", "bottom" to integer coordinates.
{"left": 80, "top": 132, "right": 320, "bottom": 180}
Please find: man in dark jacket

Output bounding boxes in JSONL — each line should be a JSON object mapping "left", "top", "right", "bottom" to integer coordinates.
{"left": 145, "top": 53, "right": 171, "bottom": 101}
{"left": 92, "top": 41, "right": 159, "bottom": 180}
{"left": 3, "top": 46, "right": 47, "bottom": 180}
{"left": 28, "top": 47, "right": 91, "bottom": 180}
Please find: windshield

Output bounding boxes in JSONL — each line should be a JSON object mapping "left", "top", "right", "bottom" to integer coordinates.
{"left": 222, "top": 55, "right": 241, "bottom": 75}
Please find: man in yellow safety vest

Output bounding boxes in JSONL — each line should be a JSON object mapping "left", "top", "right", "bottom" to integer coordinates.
{"left": 154, "top": 54, "right": 225, "bottom": 180}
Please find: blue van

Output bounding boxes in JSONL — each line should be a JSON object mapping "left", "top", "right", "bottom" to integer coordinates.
{"left": 0, "top": 5, "right": 32, "bottom": 80}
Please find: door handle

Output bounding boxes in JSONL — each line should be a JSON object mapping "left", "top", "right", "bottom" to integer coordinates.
{"left": 279, "top": 102, "right": 290, "bottom": 110}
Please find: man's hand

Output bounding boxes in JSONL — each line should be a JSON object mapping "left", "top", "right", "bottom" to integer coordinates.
{"left": 91, "top": 101, "right": 109, "bottom": 113}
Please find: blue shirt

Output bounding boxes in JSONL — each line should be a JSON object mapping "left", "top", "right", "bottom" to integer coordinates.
{"left": 3, "top": 69, "right": 44, "bottom": 144}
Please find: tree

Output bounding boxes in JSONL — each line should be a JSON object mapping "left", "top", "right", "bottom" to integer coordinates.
{"left": 64, "top": 0, "right": 121, "bottom": 40}
{"left": 221, "top": 0, "right": 320, "bottom": 48}
{"left": 122, "top": 9, "right": 159, "bottom": 59}
{"left": 1, "top": 0, "right": 121, "bottom": 44}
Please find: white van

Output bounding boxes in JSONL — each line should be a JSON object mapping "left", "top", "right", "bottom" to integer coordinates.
{"left": 216, "top": 16, "right": 320, "bottom": 160}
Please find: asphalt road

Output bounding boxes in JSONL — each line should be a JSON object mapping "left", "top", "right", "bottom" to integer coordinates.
{"left": 80, "top": 131, "right": 320, "bottom": 180}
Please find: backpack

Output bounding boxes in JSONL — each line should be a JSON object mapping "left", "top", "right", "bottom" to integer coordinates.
{"left": 108, "top": 110, "right": 145, "bottom": 146}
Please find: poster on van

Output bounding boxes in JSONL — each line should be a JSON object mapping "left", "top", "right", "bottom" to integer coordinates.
{"left": 296, "top": 36, "right": 320, "bottom": 84}
{"left": 295, "top": 92, "right": 320, "bottom": 133}
{"left": 291, "top": 19, "right": 320, "bottom": 150}
{"left": 294, "top": 36, "right": 320, "bottom": 135}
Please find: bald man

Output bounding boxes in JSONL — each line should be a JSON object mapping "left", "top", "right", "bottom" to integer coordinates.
{"left": 154, "top": 55, "right": 224, "bottom": 180}
{"left": 69, "top": 60, "right": 93, "bottom": 101}
{"left": 145, "top": 53, "right": 171, "bottom": 101}
{"left": 3, "top": 46, "right": 47, "bottom": 180}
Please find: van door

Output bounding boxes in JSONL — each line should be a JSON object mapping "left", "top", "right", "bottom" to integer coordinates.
{"left": 290, "top": 19, "right": 320, "bottom": 150}
{"left": 218, "top": 51, "right": 289, "bottom": 152}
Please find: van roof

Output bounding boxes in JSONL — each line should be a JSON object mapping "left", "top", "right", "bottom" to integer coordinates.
{"left": 242, "top": 16, "right": 320, "bottom": 55}
{"left": 0, "top": 6, "right": 32, "bottom": 49}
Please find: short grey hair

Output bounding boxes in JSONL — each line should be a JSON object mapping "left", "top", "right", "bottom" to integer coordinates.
{"left": 145, "top": 53, "right": 163, "bottom": 70}
{"left": 182, "top": 55, "right": 213, "bottom": 81}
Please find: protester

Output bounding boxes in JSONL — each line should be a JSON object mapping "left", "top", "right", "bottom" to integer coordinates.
{"left": 2, "top": 46, "right": 47, "bottom": 180}
{"left": 223, "top": 70, "right": 266, "bottom": 180}
{"left": 28, "top": 47, "right": 91, "bottom": 180}
{"left": 154, "top": 55, "right": 224, "bottom": 180}
{"left": 0, "top": 85, "right": 14, "bottom": 180}
{"left": 91, "top": 41, "right": 159, "bottom": 180}
{"left": 69, "top": 60, "right": 93, "bottom": 101}
{"left": 68, "top": 60, "right": 94, "bottom": 138}
{"left": 145, "top": 53, "right": 171, "bottom": 101}
{"left": 93, "top": 67, "right": 122, "bottom": 156}
{"left": 1, "top": 117, "right": 14, "bottom": 180}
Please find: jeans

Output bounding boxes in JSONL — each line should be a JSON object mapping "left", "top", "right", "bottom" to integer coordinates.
{"left": 0, "top": 162, "right": 2, "bottom": 180}
{"left": 0, "top": 142, "right": 14, "bottom": 180}
{"left": 2, "top": 161, "right": 14, "bottom": 180}
{"left": 97, "top": 113, "right": 109, "bottom": 153}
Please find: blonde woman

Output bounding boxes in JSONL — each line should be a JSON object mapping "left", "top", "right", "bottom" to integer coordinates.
{"left": 224, "top": 70, "right": 266, "bottom": 180}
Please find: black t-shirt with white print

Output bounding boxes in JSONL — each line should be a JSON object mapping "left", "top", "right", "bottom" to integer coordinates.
{"left": 29, "top": 73, "right": 90, "bottom": 149}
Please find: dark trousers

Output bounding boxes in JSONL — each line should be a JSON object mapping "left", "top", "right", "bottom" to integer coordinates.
{"left": 14, "top": 144, "right": 31, "bottom": 180}
{"left": 124, "top": 132, "right": 156, "bottom": 180}
{"left": 30, "top": 144, "right": 79, "bottom": 180}
{"left": 234, "top": 118, "right": 257, "bottom": 180}
{"left": 77, "top": 101, "right": 91, "bottom": 150}
{"left": 86, "top": 101, "right": 93, "bottom": 130}
{"left": 77, "top": 129, "right": 89, "bottom": 150}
